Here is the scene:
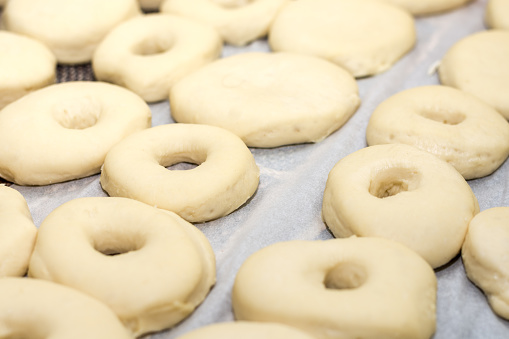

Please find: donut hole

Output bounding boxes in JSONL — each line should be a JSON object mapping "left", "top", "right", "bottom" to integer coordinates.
{"left": 52, "top": 96, "right": 101, "bottom": 129}
{"left": 419, "top": 108, "right": 466, "bottom": 125}
{"left": 324, "top": 262, "right": 367, "bottom": 290}
{"left": 167, "top": 162, "right": 199, "bottom": 171}
{"left": 211, "top": 0, "right": 255, "bottom": 9}
{"left": 369, "top": 167, "right": 421, "bottom": 199}
{"left": 161, "top": 153, "right": 206, "bottom": 171}
{"left": 93, "top": 234, "right": 145, "bottom": 256}
{"left": 132, "top": 34, "right": 174, "bottom": 56}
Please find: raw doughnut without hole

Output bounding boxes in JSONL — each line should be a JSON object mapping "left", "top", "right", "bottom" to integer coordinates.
{"left": 176, "top": 322, "right": 316, "bottom": 339}
{"left": 101, "top": 124, "right": 259, "bottom": 223}
{"left": 322, "top": 144, "right": 479, "bottom": 268}
{"left": 232, "top": 237, "right": 437, "bottom": 339}
{"left": 28, "top": 197, "right": 216, "bottom": 337}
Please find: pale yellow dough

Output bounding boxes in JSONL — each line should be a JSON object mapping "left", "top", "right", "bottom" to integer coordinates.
{"left": 29, "top": 197, "right": 216, "bottom": 337}
{"left": 139, "top": 0, "right": 162, "bottom": 11}
{"left": 373, "top": 0, "right": 472, "bottom": 15}
{"left": 0, "top": 278, "right": 132, "bottom": 339}
{"left": 170, "top": 52, "right": 360, "bottom": 148}
{"left": 462, "top": 207, "right": 509, "bottom": 320}
{"left": 0, "top": 31, "right": 56, "bottom": 110}
{"left": 161, "top": 0, "right": 290, "bottom": 46}
{"left": 439, "top": 30, "right": 509, "bottom": 119}
{"left": 366, "top": 86, "right": 509, "bottom": 179}
{"left": 2, "top": 0, "right": 140, "bottom": 64}
{"left": 269, "top": 0, "right": 416, "bottom": 77}
{"left": 0, "top": 81, "right": 151, "bottom": 186}
{"left": 100, "top": 124, "right": 260, "bottom": 223}
{"left": 486, "top": 0, "right": 509, "bottom": 30}
{"left": 177, "top": 322, "right": 315, "bottom": 339}
{"left": 232, "top": 237, "right": 437, "bottom": 339}
{"left": 0, "top": 185, "right": 36, "bottom": 277}
{"left": 322, "top": 144, "right": 479, "bottom": 268}
{"left": 93, "top": 14, "right": 222, "bottom": 102}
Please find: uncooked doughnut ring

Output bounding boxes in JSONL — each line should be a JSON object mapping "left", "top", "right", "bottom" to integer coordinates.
{"left": 485, "top": 0, "right": 509, "bottom": 30}
{"left": 322, "top": 144, "right": 479, "bottom": 268}
{"left": 0, "top": 81, "right": 151, "bottom": 186}
{"left": 28, "top": 197, "right": 216, "bottom": 337}
{"left": 366, "top": 86, "right": 509, "bottom": 179}
{"left": 100, "top": 123, "right": 260, "bottom": 223}
{"left": 0, "top": 185, "right": 37, "bottom": 277}
{"left": 93, "top": 13, "right": 222, "bottom": 102}
{"left": 0, "top": 278, "right": 131, "bottom": 339}
{"left": 161, "top": 0, "right": 290, "bottom": 46}
{"left": 176, "top": 322, "right": 315, "bottom": 339}
{"left": 232, "top": 237, "right": 437, "bottom": 339}
{"left": 373, "top": 0, "right": 473, "bottom": 15}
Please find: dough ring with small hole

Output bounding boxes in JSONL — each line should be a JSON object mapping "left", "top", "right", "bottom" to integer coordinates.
{"left": 161, "top": 0, "right": 290, "bottom": 46}
{"left": 366, "top": 86, "right": 509, "bottom": 179}
{"left": 322, "top": 144, "right": 479, "bottom": 268}
{"left": 170, "top": 52, "right": 360, "bottom": 147}
{"left": 28, "top": 197, "right": 216, "bottom": 337}
{"left": 485, "top": 0, "right": 509, "bottom": 30}
{"left": 269, "top": 0, "right": 416, "bottom": 77}
{"left": 100, "top": 123, "right": 259, "bottom": 223}
{"left": 176, "top": 322, "right": 315, "bottom": 339}
{"left": 93, "top": 13, "right": 222, "bottom": 102}
{"left": 0, "top": 31, "right": 56, "bottom": 110}
{"left": 462, "top": 207, "right": 509, "bottom": 320}
{"left": 232, "top": 237, "right": 437, "bottom": 339}
{"left": 373, "top": 0, "right": 473, "bottom": 15}
{"left": 0, "top": 81, "right": 151, "bottom": 186}
{"left": 0, "top": 185, "right": 37, "bottom": 277}
{"left": 0, "top": 278, "right": 132, "bottom": 339}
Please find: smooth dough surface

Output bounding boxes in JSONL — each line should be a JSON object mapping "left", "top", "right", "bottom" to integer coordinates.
{"left": 322, "top": 144, "right": 479, "bottom": 268}
{"left": 485, "top": 0, "right": 509, "bottom": 29}
{"left": 373, "top": 0, "right": 472, "bottom": 15}
{"left": 100, "top": 123, "right": 259, "bottom": 223}
{"left": 439, "top": 30, "right": 509, "bottom": 119}
{"left": 269, "top": 0, "right": 416, "bottom": 77}
{"left": 233, "top": 237, "right": 437, "bottom": 339}
{"left": 170, "top": 52, "right": 360, "bottom": 148}
{"left": 0, "top": 185, "right": 37, "bottom": 277}
{"left": 2, "top": 0, "right": 140, "bottom": 64}
{"left": 0, "top": 31, "right": 56, "bottom": 110}
{"left": 366, "top": 86, "right": 509, "bottom": 179}
{"left": 93, "top": 13, "right": 222, "bottom": 102}
{"left": 462, "top": 207, "right": 509, "bottom": 320}
{"left": 0, "top": 278, "right": 132, "bottom": 339}
{"left": 177, "top": 322, "right": 315, "bottom": 339}
{"left": 0, "top": 81, "right": 151, "bottom": 186}
{"left": 29, "top": 197, "right": 216, "bottom": 337}
{"left": 161, "top": 0, "right": 290, "bottom": 46}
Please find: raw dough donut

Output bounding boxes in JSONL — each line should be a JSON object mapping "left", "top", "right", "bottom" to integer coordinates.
{"left": 170, "top": 52, "right": 360, "bottom": 148}
{"left": 322, "top": 144, "right": 479, "bottom": 268}
{"left": 139, "top": 0, "right": 162, "bottom": 11}
{"left": 439, "top": 30, "right": 509, "bottom": 119}
{"left": 2, "top": 0, "right": 140, "bottom": 64}
{"left": 462, "top": 207, "right": 509, "bottom": 320}
{"left": 176, "top": 322, "right": 315, "bottom": 339}
{"left": 269, "top": 0, "right": 416, "bottom": 77}
{"left": 100, "top": 124, "right": 259, "bottom": 223}
{"left": 373, "top": 0, "right": 472, "bottom": 15}
{"left": 0, "top": 185, "right": 37, "bottom": 277}
{"left": 93, "top": 13, "right": 222, "bottom": 102}
{"left": 161, "top": 0, "right": 290, "bottom": 46}
{"left": 0, "top": 31, "right": 55, "bottom": 110}
{"left": 28, "top": 197, "right": 216, "bottom": 337}
{"left": 232, "top": 237, "right": 437, "bottom": 339}
{"left": 485, "top": 0, "right": 509, "bottom": 30}
{"left": 0, "top": 278, "right": 131, "bottom": 339}
{"left": 366, "top": 86, "right": 509, "bottom": 179}
{"left": 0, "top": 81, "right": 151, "bottom": 186}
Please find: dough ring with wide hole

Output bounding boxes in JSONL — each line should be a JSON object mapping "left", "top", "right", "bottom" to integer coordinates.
{"left": 93, "top": 13, "right": 222, "bottom": 102}
{"left": 373, "top": 0, "right": 473, "bottom": 15}
{"left": 2, "top": 0, "right": 140, "bottom": 64}
{"left": 322, "top": 144, "right": 479, "bottom": 268}
{"left": 366, "top": 86, "right": 509, "bottom": 179}
{"left": 485, "top": 0, "right": 509, "bottom": 30}
{"left": 28, "top": 197, "right": 216, "bottom": 337}
{"left": 269, "top": 0, "right": 416, "bottom": 77}
{"left": 462, "top": 207, "right": 509, "bottom": 320}
{"left": 0, "top": 185, "right": 37, "bottom": 277}
{"left": 232, "top": 237, "right": 437, "bottom": 339}
{"left": 176, "top": 322, "right": 315, "bottom": 339}
{"left": 100, "top": 123, "right": 260, "bottom": 223}
{"left": 0, "top": 31, "right": 56, "bottom": 110}
{"left": 170, "top": 52, "right": 360, "bottom": 148}
{"left": 0, "top": 278, "right": 131, "bottom": 339}
{"left": 0, "top": 81, "right": 151, "bottom": 186}
{"left": 161, "top": 0, "right": 290, "bottom": 46}
{"left": 439, "top": 30, "right": 509, "bottom": 119}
